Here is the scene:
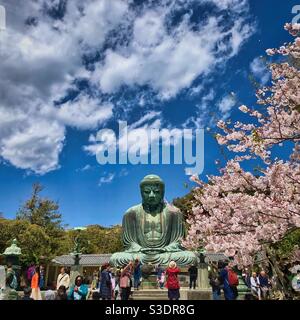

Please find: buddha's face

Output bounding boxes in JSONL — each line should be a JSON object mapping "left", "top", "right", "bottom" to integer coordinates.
{"left": 141, "top": 183, "right": 164, "bottom": 207}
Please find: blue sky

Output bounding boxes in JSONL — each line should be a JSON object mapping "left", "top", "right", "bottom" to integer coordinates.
{"left": 0, "top": 0, "right": 298, "bottom": 227}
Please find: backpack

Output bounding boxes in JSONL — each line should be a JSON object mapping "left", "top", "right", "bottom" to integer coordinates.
{"left": 228, "top": 269, "right": 239, "bottom": 286}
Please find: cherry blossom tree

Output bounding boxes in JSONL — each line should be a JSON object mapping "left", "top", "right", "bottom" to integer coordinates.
{"left": 183, "top": 24, "right": 300, "bottom": 296}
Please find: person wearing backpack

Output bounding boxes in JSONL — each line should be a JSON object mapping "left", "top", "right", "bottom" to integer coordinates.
{"left": 226, "top": 265, "right": 239, "bottom": 300}
{"left": 219, "top": 262, "right": 234, "bottom": 300}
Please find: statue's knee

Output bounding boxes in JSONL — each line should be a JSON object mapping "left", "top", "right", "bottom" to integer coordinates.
{"left": 109, "top": 252, "right": 133, "bottom": 267}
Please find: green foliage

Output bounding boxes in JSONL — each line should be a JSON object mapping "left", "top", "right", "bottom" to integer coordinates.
{"left": 272, "top": 228, "right": 300, "bottom": 261}
{"left": 62, "top": 225, "right": 123, "bottom": 255}
{"left": 18, "top": 224, "right": 52, "bottom": 265}
{"left": 0, "top": 183, "right": 128, "bottom": 267}
{"left": 17, "top": 183, "right": 62, "bottom": 231}
{"left": 15, "top": 183, "right": 66, "bottom": 263}
{"left": 172, "top": 190, "right": 196, "bottom": 221}
{"left": 0, "top": 218, "right": 51, "bottom": 265}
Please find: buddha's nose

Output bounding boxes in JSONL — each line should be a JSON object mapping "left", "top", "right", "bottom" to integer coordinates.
{"left": 149, "top": 190, "right": 155, "bottom": 198}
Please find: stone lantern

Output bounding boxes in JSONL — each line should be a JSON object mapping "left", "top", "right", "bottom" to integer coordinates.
{"left": 198, "top": 249, "right": 210, "bottom": 290}
{"left": 3, "top": 239, "right": 21, "bottom": 269}
{"left": 2, "top": 239, "right": 22, "bottom": 290}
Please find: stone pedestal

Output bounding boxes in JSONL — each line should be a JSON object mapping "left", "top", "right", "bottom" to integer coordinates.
{"left": 0, "top": 266, "right": 5, "bottom": 292}
{"left": 69, "top": 264, "right": 83, "bottom": 287}
{"left": 181, "top": 289, "right": 212, "bottom": 300}
{"left": 3, "top": 239, "right": 22, "bottom": 290}
{"left": 197, "top": 264, "right": 209, "bottom": 289}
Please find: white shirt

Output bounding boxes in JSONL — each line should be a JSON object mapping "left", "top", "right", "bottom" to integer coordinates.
{"left": 57, "top": 273, "right": 70, "bottom": 290}
{"left": 250, "top": 276, "right": 260, "bottom": 289}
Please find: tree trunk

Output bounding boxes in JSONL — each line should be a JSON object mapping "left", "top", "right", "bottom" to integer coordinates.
{"left": 265, "top": 246, "right": 290, "bottom": 299}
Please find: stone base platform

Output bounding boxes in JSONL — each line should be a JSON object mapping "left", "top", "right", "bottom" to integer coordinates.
{"left": 140, "top": 268, "right": 191, "bottom": 289}
{"left": 131, "top": 288, "right": 213, "bottom": 300}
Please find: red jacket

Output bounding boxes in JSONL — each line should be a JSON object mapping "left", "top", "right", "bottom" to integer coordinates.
{"left": 166, "top": 267, "right": 180, "bottom": 289}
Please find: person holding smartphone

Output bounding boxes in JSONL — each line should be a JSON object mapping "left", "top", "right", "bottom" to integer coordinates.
{"left": 68, "top": 275, "right": 88, "bottom": 300}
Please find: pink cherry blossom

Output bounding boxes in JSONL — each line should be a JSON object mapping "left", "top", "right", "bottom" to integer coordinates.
{"left": 184, "top": 24, "right": 300, "bottom": 270}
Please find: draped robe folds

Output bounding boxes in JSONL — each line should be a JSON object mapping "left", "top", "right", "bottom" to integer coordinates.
{"left": 109, "top": 203, "right": 198, "bottom": 267}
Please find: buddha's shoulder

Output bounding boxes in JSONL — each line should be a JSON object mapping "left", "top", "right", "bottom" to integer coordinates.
{"left": 124, "top": 204, "right": 143, "bottom": 216}
{"left": 165, "top": 203, "right": 181, "bottom": 214}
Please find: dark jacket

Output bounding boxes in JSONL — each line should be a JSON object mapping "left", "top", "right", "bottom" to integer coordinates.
{"left": 209, "top": 275, "right": 221, "bottom": 294}
{"left": 188, "top": 266, "right": 198, "bottom": 277}
{"left": 259, "top": 275, "right": 269, "bottom": 287}
{"left": 100, "top": 270, "right": 112, "bottom": 299}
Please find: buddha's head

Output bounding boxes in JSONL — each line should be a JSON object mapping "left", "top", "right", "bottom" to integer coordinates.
{"left": 140, "top": 174, "right": 165, "bottom": 209}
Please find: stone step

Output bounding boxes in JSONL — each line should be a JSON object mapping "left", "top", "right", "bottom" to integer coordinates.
{"left": 133, "top": 296, "right": 169, "bottom": 300}
{"left": 131, "top": 289, "right": 169, "bottom": 300}
{"left": 131, "top": 289, "right": 215, "bottom": 300}
{"left": 133, "top": 292, "right": 167, "bottom": 296}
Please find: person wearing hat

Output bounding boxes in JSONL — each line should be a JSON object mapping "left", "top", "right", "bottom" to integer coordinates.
{"left": 166, "top": 261, "right": 181, "bottom": 300}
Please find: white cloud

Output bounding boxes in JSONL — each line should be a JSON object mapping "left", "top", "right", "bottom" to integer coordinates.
{"left": 214, "top": 93, "right": 237, "bottom": 121}
{"left": 98, "top": 168, "right": 129, "bottom": 186}
{"left": 206, "top": 0, "right": 248, "bottom": 11}
{"left": 76, "top": 164, "right": 93, "bottom": 172}
{"left": 130, "top": 111, "right": 162, "bottom": 129}
{"left": 183, "top": 89, "right": 216, "bottom": 129}
{"left": 188, "top": 84, "right": 204, "bottom": 97}
{"left": 56, "top": 94, "right": 113, "bottom": 130}
{"left": 0, "top": 0, "right": 254, "bottom": 174}
{"left": 0, "top": 0, "right": 127, "bottom": 174}
{"left": 250, "top": 57, "right": 270, "bottom": 85}
{"left": 0, "top": 119, "right": 65, "bottom": 174}
{"left": 184, "top": 90, "right": 237, "bottom": 128}
{"left": 218, "top": 95, "right": 236, "bottom": 113}
{"left": 99, "top": 172, "right": 116, "bottom": 186}
{"left": 201, "top": 90, "right": 216, "bottom": 106}
{"left": 95, "top": 11, "right": 254, "bottom": 100}
{"left": 119, "top": 168, "right": 129, "bottom": 177}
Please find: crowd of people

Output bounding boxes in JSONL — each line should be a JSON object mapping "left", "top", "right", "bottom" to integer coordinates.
{"left": 2, "top": 259, "right": 298, "bottom": 300}
{"left": 94, "top": 259, "right": 182, "bottom": 301}
{"left": 207, "top": 261, "right": 299, "bottom": 300}
{"left": 1, "top": 258, "right": 184, "bottom": 300}
{"left": 208, "top": 262, "right": 239, "bottom": 300}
